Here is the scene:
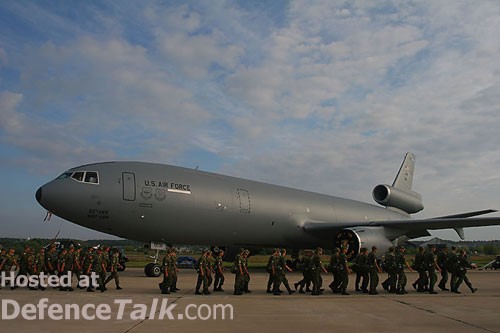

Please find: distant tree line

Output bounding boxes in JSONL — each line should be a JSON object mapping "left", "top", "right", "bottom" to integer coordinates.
{"left": 1, "top": 238, "right": 500, "bottom": 256}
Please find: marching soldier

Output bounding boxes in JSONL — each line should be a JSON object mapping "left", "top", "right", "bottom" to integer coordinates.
{"left": 213, "top": 249, "right": 225, "bottom": 292}
{"left": 266, "top": 248, "right": 280, "bottom": 293}
{"left": 195, "top": 250, "right": 210, "bottom": 295}
{"left": 328, "top": 248, "right": 340, "bottom": 293}
{"left": 94, "top": 247, "right": 107, "bottom": 292}
{"left": 73, "top": 247, "right": 83, "bottom": 289}
{"left": 242, "top": 249, "right": 251, "bottom": 293}
{"left": 26, "top": 248, "right": 37, "bottom": 290}
{"left": 353, "top": 247, "right": 369, "bottom": 293}
{"left": 104, "top": 248, "right": 122, "bottom": 290}
{"left": 447, "top": 246, "right": 459, "bottom": 292}
{"left": 412, "top": 246, "right": 428, "bottom": 292}
{"left": 381, "top": 247, "right": 397, "bottom": 293}
{"left": 338, "top": 246, "right": 352, "bottom": 295}
{"left": 367, "top": 246, "right": 382, "bottom": 295}
{"left": 49, "top": 245, "right": 59, "bottom": 276}
{"left": 82, "top": 247, "right": 95, "bottom": 292}
{"left": 395, "top": 245, "right": 413, "bottom": 294}
{"left": 206, "top": 251, "right": 214, "bottom": 290}
{"left": 311, "top": 247, "right": 327, "bottom": 295}
{"left": 57, "top": 248, "right": 67, "bottom": 290}
{"left": 0, "top": 248, "right": 6, "bottom": 289}
{"left": 437, "top": 247, "right": 449, "bottom": 291}
{"left": 295, "top": 250, "right": 313, "bottom": 293}
{"left": 159, "top": 249, "right": 172, "bottom": 294}
{"left": 453, "top": 249, "right": 477, "bottom": 294}
{"left": 16, "top": 246, "right": 30, "bottom": 283}
{"left": 233, "top": 248, "right": 245, "bottom": 295}
{"left": 425, "top": 245, "right": 441, "bottom": 294}
{"left": 0, "top": 248, "right": 18, "bottom": 289}
{"left": 34, "top": 247, "right": 47, "bottom": 290}
{"left": 273, "top": 249, "right": 295, "bottom": 295}
{"left": 170, "top": 248, "right": 179, "bottom": 292}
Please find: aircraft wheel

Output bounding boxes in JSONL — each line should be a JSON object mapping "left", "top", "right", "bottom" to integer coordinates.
{"left": 151, "top": 263, "right": 161, "bottom": 277}
{"left": 144, "top": 263, "right": 155, "bottom": 277}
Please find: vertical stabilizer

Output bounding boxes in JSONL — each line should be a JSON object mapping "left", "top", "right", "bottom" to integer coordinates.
{"left": 392, "top": 152, "right": 415, "bottom": 192}
{"left": 373, "top": 152, "right": 423, "bottom": 214}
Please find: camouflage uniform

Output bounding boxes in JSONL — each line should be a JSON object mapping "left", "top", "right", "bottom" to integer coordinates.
{"left": 273, "top": 249, "right": 295, "bottom": 295}
{"left": 17, "top": 247, "right": 30, "bottom": 282}
{"left": 311, "top": 248, "right": 325, "bottom": 295}
{"left": 354, "top": 248, "right": 369, "bottom": 293}
{"left": 381, "top": 247, "right": 397, "bottom": 293}
{"left": 412, "top": 247, "right": 428, "bottom": 292}
{"left": 328, "top": 248, "right": 340, "bottom": 293}
{"left": 424, "top": 246, "right": 438, "bottom": 294}
{"left": 213, "top": 251, "right": 225, "bottom": 291}
{"left": 82, "top": 248, "right": 95, "bottom": 292}
{"left": 295, "top": 250, "right": 312, "bottom": 293}
{"left": 338, "top": 248, "right": 350, "bottom": 295}
{"left": 437, "top": 248, "right": 449, "bottom": 291}
{"left": 242, "top": 250, "right": 251, "bottom": 292}
{"left": 26, "top": 249, "right": 37, "bottom": 290}
{"left": 453, "top": 250, "right": 476, "bottom": 294}
{"left": 367, "top": 246, "right": 380, "bottom": 295}
{"left": 0, "top": 249, "right": 18, "bottom": 289}
{"left": 395, "top": 246, "right": 408, "bottom": 294}
{"left": 94, "top": 250, "right": 107, "bottom": 292}
{"left": 447, "top": 247, "right": 458, "bottom": 292}
{"left": 233, "top": 249, "right": 245, "bottom": 295}
{"left": 104, "top": 249, "right": 122, "bottom": 290}
{"left": 160, "top": 252, "right": 172, "bottom": 294}
{"left": 170, "top": 249, "right": 179, "bottom": 291}
{"left": 266, "top": 249, "right": 279, "bottom": 293}
{"left": 195, "top": 252, "right": 210, "bottom": 295}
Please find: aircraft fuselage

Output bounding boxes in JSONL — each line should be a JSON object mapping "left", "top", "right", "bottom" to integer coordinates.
{"left": 36, "top": 162, "right": 409, "bottom": 249}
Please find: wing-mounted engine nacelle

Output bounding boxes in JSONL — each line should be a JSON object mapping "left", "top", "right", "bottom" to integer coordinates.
{"left": 334, "top": 227, "right": 393, "bottom": 259}
{"left": 372, "top": 184, "right": 423, "bottom": 214}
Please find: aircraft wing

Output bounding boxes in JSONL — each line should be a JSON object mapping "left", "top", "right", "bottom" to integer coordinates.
{"left": 303, "top": 210, "right": 500, "bottom": 240}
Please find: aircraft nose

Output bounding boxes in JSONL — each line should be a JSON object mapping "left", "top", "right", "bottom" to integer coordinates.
{"left": 36, "top": 187, "right": 42, "bottom": 203}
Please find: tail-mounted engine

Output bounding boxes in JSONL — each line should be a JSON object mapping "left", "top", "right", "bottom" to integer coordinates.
{"left": 372, "top": 184, "right": 423, "bottom": 214}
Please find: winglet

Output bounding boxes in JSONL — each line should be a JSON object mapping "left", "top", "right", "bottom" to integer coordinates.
{"left": 392, "top": 152, "right": 416, "bottom": 191}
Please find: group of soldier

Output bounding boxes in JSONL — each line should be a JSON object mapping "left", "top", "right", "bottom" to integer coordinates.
{"left": 245, "top": 244, "right": 477, "bottom": 296}
{"left": 159, "top": 247, "right": 228, "bottom": 295}
{"left": 0, "top": 244, "right": 122, "bottom": 292}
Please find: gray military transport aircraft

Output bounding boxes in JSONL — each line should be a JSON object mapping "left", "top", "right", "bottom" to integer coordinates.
{"left": 36, "top": 153, "right": 500, "bottom": 276}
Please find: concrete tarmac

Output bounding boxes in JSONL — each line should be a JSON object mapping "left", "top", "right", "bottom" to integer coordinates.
{"left": 1, "top": 269, "right": 499, "bottom": 332}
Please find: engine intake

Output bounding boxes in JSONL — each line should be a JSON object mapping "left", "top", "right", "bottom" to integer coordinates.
{"left": 334, "top": 227, "right": 393, "bottom": 259}
{"left": 372, "top": 184, "right": 423, "bottom": 214}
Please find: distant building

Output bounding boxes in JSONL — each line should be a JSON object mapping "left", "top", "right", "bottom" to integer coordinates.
{"left": 420, "top": 237, "right": 451, "bottom": 249}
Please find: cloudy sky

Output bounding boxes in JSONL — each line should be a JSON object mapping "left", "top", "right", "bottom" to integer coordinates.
{"left": 1, "top": 0, "right": 500, "bottom": 241}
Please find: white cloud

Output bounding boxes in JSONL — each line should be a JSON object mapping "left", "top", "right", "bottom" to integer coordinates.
{"left": 1, "top": 1, "right": 500, "bottom": 239}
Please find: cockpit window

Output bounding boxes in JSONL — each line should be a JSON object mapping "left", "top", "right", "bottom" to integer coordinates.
{"left": 72, "top": 172, "right": 85, "bottom": 182}
{"left": 56, "top": 172, "right": 73, "bottom": 180}
{"left": 64, "top": 171, "right": 99, "bottom": 184}
{"left": 85, "top": 171, "right": 99, "bottom": 184}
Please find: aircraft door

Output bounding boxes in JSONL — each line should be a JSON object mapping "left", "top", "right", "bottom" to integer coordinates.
{"left": 122, "top": 172, "right": 136, "bottom": 201}
{"left": 237, "top": 188, "right": 251, "bottom": 214}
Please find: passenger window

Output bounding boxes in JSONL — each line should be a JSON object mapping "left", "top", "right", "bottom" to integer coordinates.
{"left": 85, "top": 171, "right": 99, "bottom": 184}
{"left": 71, "top": 172, "right": 84, "bottom": 182}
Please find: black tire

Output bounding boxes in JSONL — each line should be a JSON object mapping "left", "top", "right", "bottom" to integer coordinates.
{"left": 144, "top": 263, "right": 155, "bottom": 277}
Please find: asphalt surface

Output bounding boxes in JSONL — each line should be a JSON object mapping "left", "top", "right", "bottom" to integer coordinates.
{"left": 1, "top": 268, "right": 499, "bottom": 332}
